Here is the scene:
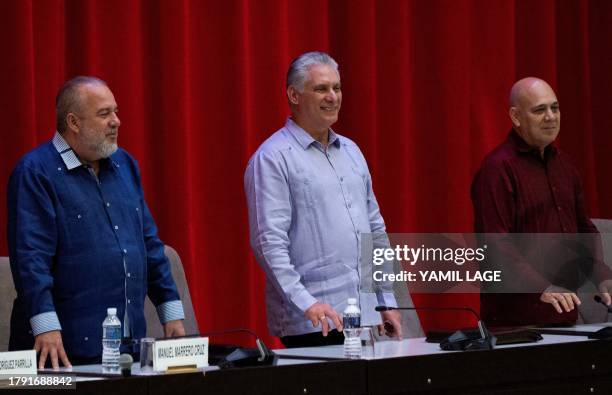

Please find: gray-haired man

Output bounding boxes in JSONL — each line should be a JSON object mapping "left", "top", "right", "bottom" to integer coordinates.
{"left": 245, "top": 52, "right": 402, "bottom": 347}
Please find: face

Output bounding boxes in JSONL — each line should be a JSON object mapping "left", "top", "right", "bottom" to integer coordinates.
{"left": 71, "top": 84, "right": 121, "bottom": 161}
{"left": 510, "top": 81, "right": 560, "bottom": 151}
{"left": 288, "top": 64, "right": 342, "bottom": 135}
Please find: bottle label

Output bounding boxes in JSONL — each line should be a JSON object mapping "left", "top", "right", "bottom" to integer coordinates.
{"left": 103, "top": 326, "right": 121, "bottom": 340}
{"left": 343, "top": 316, "right": 361, "bottom": 328}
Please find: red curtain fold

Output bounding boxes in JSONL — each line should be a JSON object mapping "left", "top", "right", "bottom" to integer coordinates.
{"left": 1, "top": 0, "right": 611, "bottom": 347}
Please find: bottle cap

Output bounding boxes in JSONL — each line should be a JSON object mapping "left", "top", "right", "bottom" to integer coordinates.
{"left": 107, "top": 307, "right": 117, "bottom": 315}
{"left": 347, "top": 298, "right": 357, "bottom": 305}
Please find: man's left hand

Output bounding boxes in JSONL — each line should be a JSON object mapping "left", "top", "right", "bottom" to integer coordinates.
{"left": 163, "top": 320, "right": 186, "bottom": 338}
{"left": 377, "top": 310, "right": 402, "bottom": 339}
{"left": 598, "top": 280, "right": 612, "bottom": 306}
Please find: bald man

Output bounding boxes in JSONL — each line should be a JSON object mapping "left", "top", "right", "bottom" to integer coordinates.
{"left": 471, "top": 77, "right": 612, "bottom": 327}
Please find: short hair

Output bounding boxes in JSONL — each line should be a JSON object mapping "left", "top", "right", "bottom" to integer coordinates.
{"left": 286, "top": 51, "right": 339, "bottom": 92}
{"left": 56, "top": 76, "right": 107, "bottom": 134}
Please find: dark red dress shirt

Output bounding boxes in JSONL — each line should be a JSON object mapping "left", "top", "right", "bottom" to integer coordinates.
{"left": 472, "top": 130, "right": 605, "bottom": 327}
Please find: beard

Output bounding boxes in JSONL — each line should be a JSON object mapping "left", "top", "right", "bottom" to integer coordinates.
{"left": 90, "top": 139, "right": 118, "bottom": 158}
{"left": 81, "top": 128, "right": 119, "bottom": 159}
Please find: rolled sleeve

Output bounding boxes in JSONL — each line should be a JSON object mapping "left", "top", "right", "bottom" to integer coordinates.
{"left": 30, "top": 311, "right": 62, "bottom": 336}
{"left": 156, "top": 300, "right": 185, "bottom": 324}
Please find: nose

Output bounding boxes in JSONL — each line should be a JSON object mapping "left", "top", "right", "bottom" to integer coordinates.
{"left": 110, "top": 112, "right": 121, "bottom": 127}
{"left": 325, "top": 89, "right": 337, "bottom": 102}
{"left": 544, "top": 108, "right": 555, "bottom": 121}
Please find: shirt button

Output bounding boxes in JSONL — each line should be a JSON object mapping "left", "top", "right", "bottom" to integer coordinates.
{"left": 136, "top": 208, "right": 139, "bottom": 211}
{"left": 106, "top": 202, "right": 111, "bottom": 207}
{"left": 84, "top": 337, "right": 89, "bottom": 341}
{"left": 340, "top": 176, "right": 344, "bottom": 182}
{"left": 57, "top": 167, "right": 62, "bottom": 171}
{"left": 123, "top": 249, "right": 127, "bottom": 254}
{"left": 557, "top": 206, "right": 562, "bottom": 211}
{"left": 114, "top": 225, "right": 119, "bottom": 230}
{"left": 348, "top": 203, "right": 352, "bottom": 208}
{"left": 77, "top": 214, "right": 82, "bottom": 219}
{"left": 128, "top": 299, "right": 131, "bottom": 304}
{"left": 127, "top": 273, "right": 131, "bottom": 278}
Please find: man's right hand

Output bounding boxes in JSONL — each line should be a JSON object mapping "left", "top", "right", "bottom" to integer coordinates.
{"left": 540, "top": 286, "right": 581, "bottom": 314}
{"left": 34, "top": 330, "right": 71, "bottom": 370}
{"left": 304, "top": 302, "right": 343, "bottom": 336}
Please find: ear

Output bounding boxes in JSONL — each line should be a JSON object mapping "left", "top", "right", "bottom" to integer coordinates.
{"left": 287, "top": 86, "right": 299, "bottom": 106}
{"left": 509, "top": 107, "right": 520, "bottom": 128}
{"left": 66, "top": 113, "right": 80, "bottom": 133}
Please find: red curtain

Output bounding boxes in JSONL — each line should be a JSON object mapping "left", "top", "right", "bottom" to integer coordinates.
{"left": 1, "top": 0, "right": 611, "bottom": 347}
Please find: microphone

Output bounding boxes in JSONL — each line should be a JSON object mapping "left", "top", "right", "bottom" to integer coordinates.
{"left": 119, "top": 353, "right": 133, "bottom": 377}
{"left": 197, "top": 328, "right": 277, "bottom": 369}
{"left": 593, "top": 295, "right": 612, "bottom": 313}
{"left": 376, "top": 305, "right": 496, "bottom": 351}
{"left": 587, "top": 296, "right": 612, "bottom": 340}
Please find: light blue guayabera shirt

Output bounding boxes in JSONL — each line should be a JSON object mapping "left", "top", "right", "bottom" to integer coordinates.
{"left": 245, "top": 118, "right": 396, "bottom": 337}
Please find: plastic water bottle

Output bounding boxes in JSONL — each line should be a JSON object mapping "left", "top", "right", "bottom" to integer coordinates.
{"left": 343, "top": 298, "right": 362, "bottom": 359}
{"left": 102, "top": 307, "right": 122, "bottom": 373}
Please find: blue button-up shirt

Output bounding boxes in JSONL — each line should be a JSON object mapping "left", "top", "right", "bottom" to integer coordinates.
{"left": 7, "top": 132, "right": 184, "bottom": 360}
{"left": 245, "top": 118, "right": 396, "bottom": 337}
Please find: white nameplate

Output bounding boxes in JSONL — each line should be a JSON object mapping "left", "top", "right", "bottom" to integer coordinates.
{"left": 153, "top": 337, "right": 208, "bottom": 372}
{"left": 0, "top": 350, "right": 37, "bottom": 375}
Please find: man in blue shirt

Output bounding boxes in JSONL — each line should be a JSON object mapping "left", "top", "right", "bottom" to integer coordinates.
{"left": 245, "top": 52, "right": 402, "bottom": 347}
{"left": 7, "top": 76, "right": 185, "bottom": 369}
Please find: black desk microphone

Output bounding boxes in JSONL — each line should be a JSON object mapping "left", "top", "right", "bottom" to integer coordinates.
{"left": 593, "top": 295, "right": 612, "bottom": 313}
{"left": 375, "top": 305, "right": 496, "bottom": 351}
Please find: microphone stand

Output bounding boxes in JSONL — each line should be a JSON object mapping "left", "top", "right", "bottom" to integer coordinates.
{"left": 376, "top": 305, "right": 496, "bottom": 351}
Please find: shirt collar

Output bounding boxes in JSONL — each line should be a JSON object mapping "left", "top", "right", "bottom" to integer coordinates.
{"left": 285, "top": 118, "right": 341, "bottom": 150}
{"left": 508, "top": 129, "right": 558, "bottom": 158}
{"left": 52, "top": 132, "right": 83, "bottom": 170}
{"left": 52, "top": 131, "right": 118, "bottom": 171}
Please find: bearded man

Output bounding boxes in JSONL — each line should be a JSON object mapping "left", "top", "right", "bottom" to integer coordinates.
{"left": 7, "top": 76, "right": 185, "bottom": 368}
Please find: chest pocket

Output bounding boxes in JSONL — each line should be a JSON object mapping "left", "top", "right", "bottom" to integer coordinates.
{"left": 288, "top": 168, "right": 315, "bottom": 209}
{"left": 340, "top": 145, "right": 368, "bottom": 198}
{"left": 62, "top": 203, "right": 100, "bottom": 251}
{"left": 348, "top": 165, "right": 368, "bottom": 197}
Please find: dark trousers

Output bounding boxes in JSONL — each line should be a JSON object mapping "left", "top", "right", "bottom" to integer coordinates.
{"left": 280, "top": 329, "right": 344, "bottom": 348}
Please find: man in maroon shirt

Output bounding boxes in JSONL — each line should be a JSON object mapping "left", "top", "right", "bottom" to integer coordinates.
{"left": 472, "top": 77, "right": 612, "bottom": 327}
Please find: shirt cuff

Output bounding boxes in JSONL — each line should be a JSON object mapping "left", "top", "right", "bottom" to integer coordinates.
{"left": 292, "top": 289, "right": 318, "bottom": 313}
{"left": 376, "top": 292, "right": 398, "bottom": 308}
{"left": 157, "top": 300, "right": 185, "bottom": 324}
{"left": 30, "top": 311, "right": 62, "bottom": 336}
